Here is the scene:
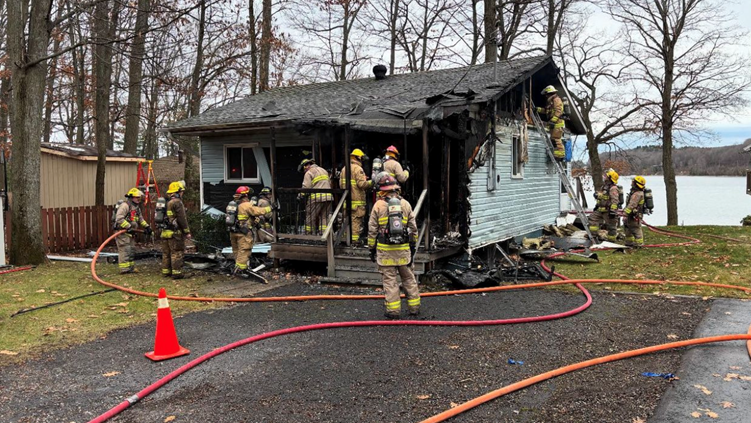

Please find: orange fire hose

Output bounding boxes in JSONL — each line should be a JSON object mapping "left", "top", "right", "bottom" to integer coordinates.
{"left": 419, "top": 333, "right": 751, "bottom": 423}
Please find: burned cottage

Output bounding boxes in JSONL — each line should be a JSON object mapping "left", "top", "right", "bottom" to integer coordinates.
{"left": 166, "top": 55, "right": 587, "bottom": 281}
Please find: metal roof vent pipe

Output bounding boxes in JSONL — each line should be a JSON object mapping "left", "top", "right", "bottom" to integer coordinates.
{"left": 373, "top": 64, "right": 387, "bottom": 80}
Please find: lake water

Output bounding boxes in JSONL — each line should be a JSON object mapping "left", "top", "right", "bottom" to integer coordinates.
{"left": 581, "top": 176, "right": 751, "bottom": 226}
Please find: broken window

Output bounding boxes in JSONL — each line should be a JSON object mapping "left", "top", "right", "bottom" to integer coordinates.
{"left": 511, "top": 135, "right": 524, "bottom": 178}
{"left": 225, "top": 145, "right": 260, "bottom": 183}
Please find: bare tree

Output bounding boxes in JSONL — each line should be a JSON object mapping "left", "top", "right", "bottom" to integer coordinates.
{"left": 606, "top": 0, "right": 750, "bottom": 225}
{"left": 0, "top": 0, "right": 9, "bottom": 145}
{"left": 394, "top": 0, "right": 461, "bottom": 72}
{"left": 483, "top": 0, "right": 496, "bottom": 63}
{"left": 93, "top": 0, "right": 122, "bottom": 206}
{"left": 258, "top": 0, "right": 273, "bottom": 91}
{"left": 5, "top": 0, "right": 53, "bottom": 265}
{"left": 556, "top": 15, "right": 654, "bottom": 191}
{"left": 291, "top": 0, "right": 368, "bottom": 81}
{"left": 122, "top": 0, "right": 152, "bottom": 154}
{"left": 540, "top": 0, "right": 577, "bottom": 55}
{"left": 484, "top": 0, "right": 541, "bottom": 62}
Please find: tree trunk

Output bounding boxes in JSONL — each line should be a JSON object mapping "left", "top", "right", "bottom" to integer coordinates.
{"left": 122, "top": 0, "right": 151, "bottom": 155}
{"left": 94, "top": 0, "right": 119, "bottom": 206}
{"left": 184, "top": 0, "right": 207, "bottom": 210}
{"left": 249, "top": 0, "right": 258, "bottom": 94}
{"left": 144, "top": 79, "right": 159, "bottom": 160}
{"left": 546, "top": 0, "right": 556, "bottom": 55}
{"left": 340, "top": 2, "right": 350, "bottom": 80}
{"left": 389, "top": 0, "right": 399, "bottom": 73}
{"left": 470, "top": 0, "right": 480, "bottom": 65}
{"left": 483, "top": 0, "right": 496, "bottom": 63}
{"left": 586, "top": 133, "right": 603, "bottom": 193}
{"left": 43, "top": 8, "right": 63, "bottom": 145}
{"left": 259, "top": 0, "right": 272, "bottom": 92}
{"left": 0, "top": 73, "right": 9, "bottom": 145}
{"left": 6, "top": 0, "right": 52, "bottom": 265}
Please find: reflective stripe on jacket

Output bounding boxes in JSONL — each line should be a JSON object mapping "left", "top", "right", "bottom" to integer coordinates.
{"left": 302, "top": 164, "right": 333, "bottom": 203}
{"left": 367, "top": 195, "right": 418, "bottom": 266}
{"left": 340, "top": 159, "right": 372, "bottom": 209}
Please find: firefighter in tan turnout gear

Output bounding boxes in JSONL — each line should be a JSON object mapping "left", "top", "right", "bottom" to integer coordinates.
{"left": 227, "top": 186, "right": 272, "bottom": 277}
{"left": 298, "top": 158, "right": 333, "bottom": 234}
{"left": 160, "top": 182, "right": 191, "bottom": 279}
{"left": 382, "top": 145, "right": 409, "bottom": 184}
{"left": 589, "top": 169, "right": 621, "bottom": 243}
{"left": 367, "top": 175, "right": 420, "bottom": 319}
{"left": 536, "top": 85, "right": 566, "bottom": 161}
{"left": 623, "top": 176, "right": 648, "bottom": 248}
{"left": 340, "top": 149, "right": 374, "bottom": 244}
{"left": 114, "top": 188, "right": 152, "bottom": 274}
{"left": 254, "top": 187, "right": 275, "bottom": 243}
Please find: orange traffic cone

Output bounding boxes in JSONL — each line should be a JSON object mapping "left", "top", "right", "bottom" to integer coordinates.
{"left": 145, "top": 288, "right": 190, "bottom": 361}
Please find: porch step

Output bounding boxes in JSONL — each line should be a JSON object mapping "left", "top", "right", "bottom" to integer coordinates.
{"left": 329, "top": 248, "right": 428, "bottom": 285}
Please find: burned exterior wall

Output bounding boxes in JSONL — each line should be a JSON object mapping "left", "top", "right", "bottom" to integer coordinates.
{"left": 466, "top": 124, "right": 560, "bottom": 251}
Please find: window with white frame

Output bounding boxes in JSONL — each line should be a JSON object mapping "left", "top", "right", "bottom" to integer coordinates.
{"left": 511, "top": 135, "right": 524, "bottom": 178}
{"left": 225, "top": 145, "right": 260, "bottom": 183}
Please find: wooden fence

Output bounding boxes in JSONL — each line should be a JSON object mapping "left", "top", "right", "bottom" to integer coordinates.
{"left": 4, "top": 205, "right": 122, "bottom": 254}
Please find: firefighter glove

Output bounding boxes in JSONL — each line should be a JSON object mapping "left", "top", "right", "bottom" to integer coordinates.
{"left": 369, "top": 248, "right": 377, "bottom": 263}
{"left": 608, "top": 210, "right": 617, "bottom": 217}
{"left": 297, "top": 193, "right": 306, "bottom": 201}
{"left": 144, "top": 227, "right": 153, "bottom": 236}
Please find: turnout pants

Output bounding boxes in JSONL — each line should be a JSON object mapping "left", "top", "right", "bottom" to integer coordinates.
{"left": 550, "top": 125, "right": 565, "bottom": 159}
{"left": 231, "top": 231, "right": 253, "bottom": 271}
{"left": 588, "top": 210, "right": 618, "bottom": 242}
{"left": 379, "top": 265, "right": 421, "bottom": 315}
{"left": 161, "top": 233, "right": 185, "bottom": 276}
{"left": 624, "top": 216, "right": 644, "bottom": 247}
{"left": 116, "top": 233, "right": 136, "bottom": 273}
{"left": 349, "top": 206, "right": 366, "bottom": 243}
{"left": 305, "top": 200, "right": 332, "bottom": 235}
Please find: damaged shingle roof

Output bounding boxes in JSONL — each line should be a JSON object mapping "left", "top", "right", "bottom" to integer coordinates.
{"left": 168, "top": 56, "right": 553, "bottom": 134}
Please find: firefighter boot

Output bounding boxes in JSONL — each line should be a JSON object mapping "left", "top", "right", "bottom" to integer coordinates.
{"left": 408, "top": 306, "right": 420, "bottom": 316}
{"left": 384, "top": 311, "right": 400, "bottom": 319}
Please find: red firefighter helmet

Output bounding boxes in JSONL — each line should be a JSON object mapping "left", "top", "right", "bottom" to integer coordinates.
{"left": 236, "top": 186, "right": 252, "bottom": 196}
{"left": 385, "top": 145, "right": 400, "bottom": 158}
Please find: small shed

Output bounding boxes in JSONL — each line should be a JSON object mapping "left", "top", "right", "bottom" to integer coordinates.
{"left": 40, "top": 143, "right": 142, "bottom": 208}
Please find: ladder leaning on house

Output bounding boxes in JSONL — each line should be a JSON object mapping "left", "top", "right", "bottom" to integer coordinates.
{"left": 529, "top": 102, "right": 596, "bottom": 243}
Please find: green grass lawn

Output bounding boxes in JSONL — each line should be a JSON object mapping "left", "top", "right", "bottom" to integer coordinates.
{"left": 0, "top": 259, "right": 224, "bottom": 364}
{"left": 1, "top": 225, "right": 750, "bottom": 364}
{"left": 551, "top": 225, "right": 751, "bottom": 297}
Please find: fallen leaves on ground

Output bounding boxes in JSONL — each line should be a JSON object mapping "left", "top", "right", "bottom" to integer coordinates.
{"left": 632, "top": 417, "right": 646, "bottom": 423}
{"left": 690, "top": 411, "right": 701, "bottom": 418}
{"left": 416, "top": 394, "right": 431, "bottom": 400}
{"left": 102, "top": 371, "right": 120, "bottom": 377}
{"left": 450, "top": 402, "right": 459, "bottom": 408}
{"left": 720, "top": 401, "right": 735, "bottom": 409}
{"left": 693, "top": 384, "right": 712, "bottom": 395}
{"left": 667, "top": 334, "right": 679, "bottom": 340}
{"left": 447, "top": 345, "right": 459, "bottom": 349}
{"left": 164, "top": 416, "right": 176, "bottom": 422}
{"left": 65, "top": 318, "right": 78, "bottom": 323}
{"left": 0, "top": 350, "right": 19, "bottom": 356}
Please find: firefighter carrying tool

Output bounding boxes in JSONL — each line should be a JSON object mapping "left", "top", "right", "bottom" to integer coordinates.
{"left": 159, "top": 182, "right": 191, "bottom": 279}
{"left": 367, "top": 175, "right": 420, "bottom": 319}
{"left": 113, "top": 188, "right": 152, "bottom": 274}
{"left": 340, "top": 149, "right": 373, "bottom": 244}
{"left": 536, "top": 85, "right": 566, "bottom": 161}
{"left": 254, "top": 187, "right": 275, "bottom": 243}
{"left": 298, "top": 158, "right": 333, "bottom": 235}
{"left": 226, "top": 186, "right": 272, "bottom": 279}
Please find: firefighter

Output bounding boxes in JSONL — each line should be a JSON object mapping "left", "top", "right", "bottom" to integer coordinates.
{"left": 367, "top": 175, "right": 420, "bottom": 319}
{"left": 114, "top": 188, "right": 152, "bottom": 274}
{"left": 623, "top": 176, "right": 647, "bottom": 248}
{"left": 298, "top": 158, "right": 333, "bottom": 235}
{"left": 340, "top": 149, "right": 374, "bottom": 244}
{"left": 382, "top": 145, "right": 410, "bottom": 184}
{"left": 254, "top": 186, "right": 275, "bottom": 243}
{"left": 589, "top": 168, "right": 621, "bottom": 243}
{"left": 229, "top": 186, "right": 273, "bottom": 276}
{"left": 536, "top": 85, "right": 566, "bottom": 161}
{"left": 161, "top": 181, "right": 191, "bottom": 279}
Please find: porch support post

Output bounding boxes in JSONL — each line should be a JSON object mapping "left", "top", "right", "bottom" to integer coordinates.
{"left": 422, "top": 120, "right": 430, "bottom": 252}
{"left": 344, "top": 125, "right": 352, "bottom": 246}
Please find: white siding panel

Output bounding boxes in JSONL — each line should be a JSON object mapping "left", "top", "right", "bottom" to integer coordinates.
{"left": 467, "top": 127, "right": 560, "bottom": 251}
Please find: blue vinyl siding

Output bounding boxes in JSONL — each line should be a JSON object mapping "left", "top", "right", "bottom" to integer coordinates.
{"left": 467, "top": 126, "right": 560, "bottom": 251}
